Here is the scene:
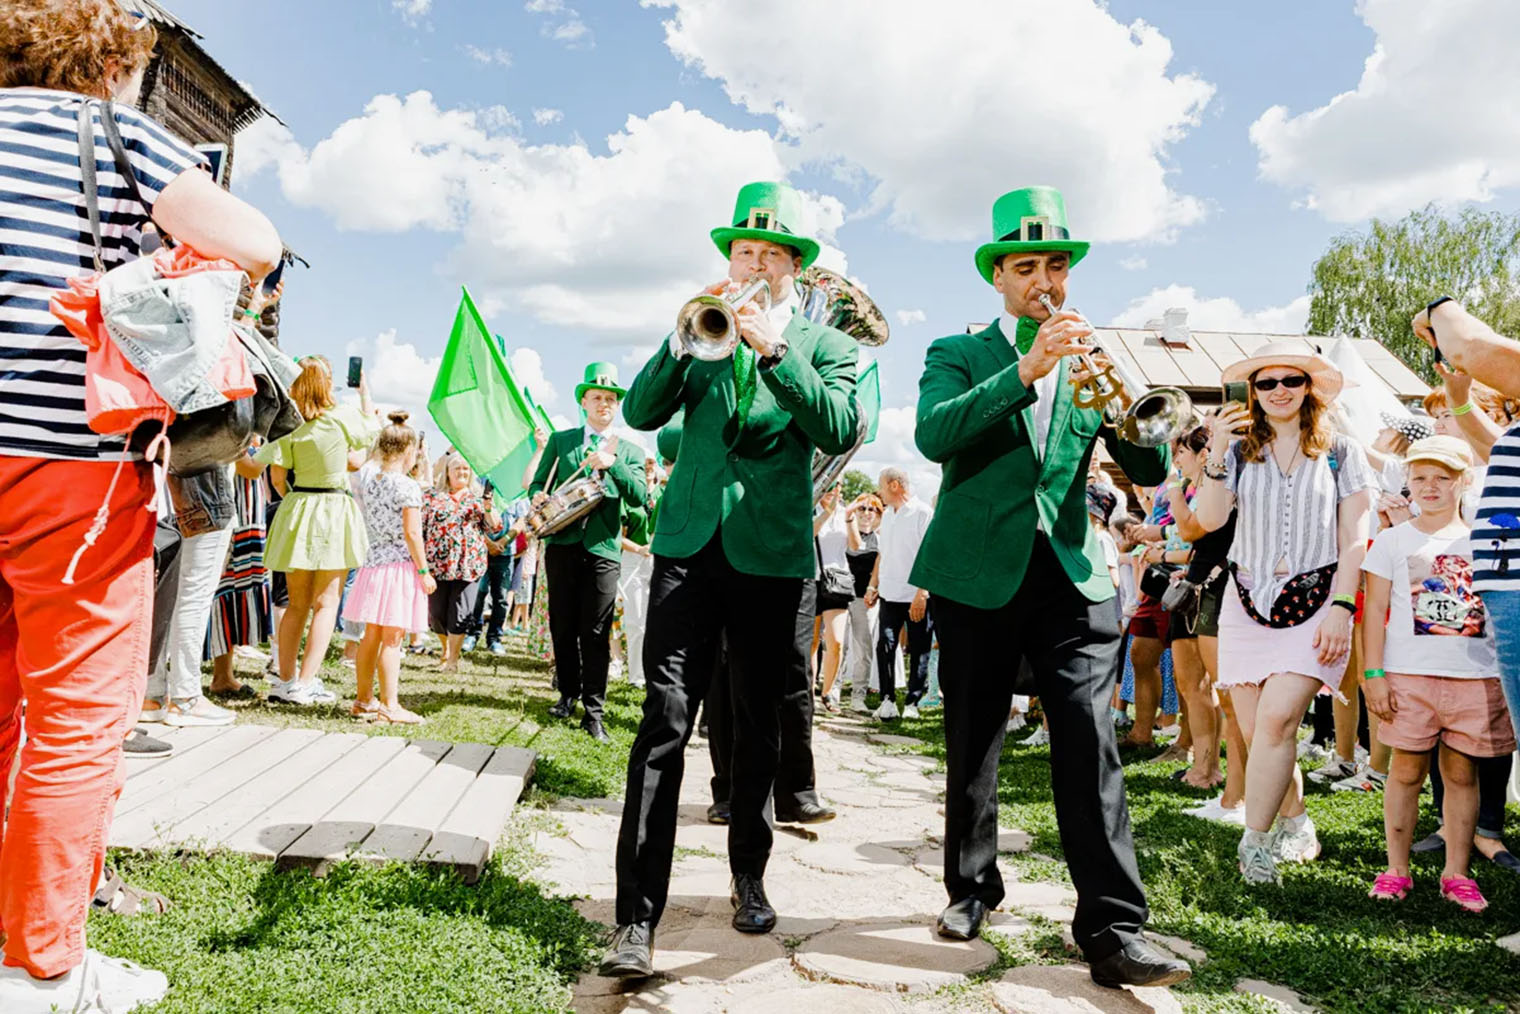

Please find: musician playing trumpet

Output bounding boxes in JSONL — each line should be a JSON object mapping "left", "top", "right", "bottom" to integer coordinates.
{"left": 598, "top": 181, "right": 858, "bottom": 978}
{"left": 912, "top": 187, "right": 1191, "bottom": 990}
{"left": 528, "top": 362, "right": 647, "bottom": 742}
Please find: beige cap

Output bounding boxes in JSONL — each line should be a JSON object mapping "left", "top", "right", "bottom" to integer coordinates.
{"left": 1404, "top": 434, "right": 1475, "bottom": 472}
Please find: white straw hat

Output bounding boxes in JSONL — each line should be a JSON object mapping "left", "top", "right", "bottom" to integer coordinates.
{"left": 1220, "top": 341, "right": 1344, "bottom": 401}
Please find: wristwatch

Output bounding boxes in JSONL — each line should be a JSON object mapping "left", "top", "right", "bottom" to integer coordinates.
{"left": 759, "top": 339, "right": 789, "bottom": 370}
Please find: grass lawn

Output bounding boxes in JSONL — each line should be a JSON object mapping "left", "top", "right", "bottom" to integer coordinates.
{"left": 93, "top": 637, "right": 637, "bottom": 1013}
{"left": 883, "top": 707, "right": 1520, "bottom": 1014}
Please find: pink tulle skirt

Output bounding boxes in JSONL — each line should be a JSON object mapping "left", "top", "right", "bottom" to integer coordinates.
{"left": 342, "top": 561, "right": 429, "bottom": 633}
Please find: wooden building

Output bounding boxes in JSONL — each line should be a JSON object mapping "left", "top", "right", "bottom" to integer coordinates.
{"left": 118, "top": 0, "right": 279, "bottom": 187}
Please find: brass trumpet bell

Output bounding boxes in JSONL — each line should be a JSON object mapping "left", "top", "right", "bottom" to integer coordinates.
{"left": 674, "top": 276, "right": 772, "bottom": 361}
{"left": 1038, "top": 294, "right": 1193, "bottom": 449}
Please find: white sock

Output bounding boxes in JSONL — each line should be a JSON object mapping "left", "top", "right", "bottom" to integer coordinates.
{"left": 1242, "top": 828, "right": 1272, "bottom": 848}
{"left": 1281, "top": 812, "right": 1308, "bottom": 833}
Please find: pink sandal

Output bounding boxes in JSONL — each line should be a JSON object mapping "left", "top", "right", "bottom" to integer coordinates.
{"left": 1368, "top": 871, "right": 1413, "bottom": 901}
{"left": 1440, "top": 876, "right": 1488, "bottom": 913}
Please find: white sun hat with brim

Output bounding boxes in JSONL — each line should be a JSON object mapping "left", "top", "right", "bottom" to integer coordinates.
{"left": 1220, "top": 340, "right": 1345, "bottom": 401}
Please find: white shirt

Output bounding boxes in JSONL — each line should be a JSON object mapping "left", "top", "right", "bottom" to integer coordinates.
{"left": 877, "top": 496, "right": 933, "bottom": 602}
{"left": 1000, "top": 311, "right": 1060, "bottom": 460}
{"left": 1363, "top": 521, "right": 1497, "bottom": 679}
{"left": 816, "top": 507, "right": 849, "bottom": 570}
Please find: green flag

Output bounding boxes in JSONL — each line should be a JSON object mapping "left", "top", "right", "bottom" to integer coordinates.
{"left": 428, "top": 288, "right": 537, "bottom": 499}
{"left": 521, "top": 386, "right": 554, "bottom": 445}
{"left": 858, "top": 357, "right": 881, "bottom": 443}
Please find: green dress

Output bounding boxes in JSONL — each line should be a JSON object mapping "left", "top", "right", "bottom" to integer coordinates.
{"left": 255, "top": 404, "right": 379, "bottom": 572}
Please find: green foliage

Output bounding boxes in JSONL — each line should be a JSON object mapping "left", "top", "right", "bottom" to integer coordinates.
{"left": 1308, "top": 204, "right": 1520, "bottom": 384}
{"left": 839, "top": 468, "right": 877, "bottom": 502}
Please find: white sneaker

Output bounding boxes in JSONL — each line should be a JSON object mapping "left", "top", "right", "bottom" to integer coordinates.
{"left": 1156, "top": 723, "right": 1181, "bottom": 740}
{"left": 1006, "top": 713, "right": 1027, "bottom": 734}
{"left": 1270, "top": 816, "right": 1321, "bottom": 864}
{"left": 851, "top": 696, "right": 870, "bottom": 714}
{"left": 301, "top": 678, "right": 338, "bottom": 704}
{"left": 1295, "top": 739, "right": 1328, "bottom": 762}
{"left": 268, "top": 678, "right": 305, "bottom": 704}
{"left": 1330, "top": 766, "right": 1387, "bottom": 793}
{"left": 1025, "top": 726, "right": 1050, "bottom": 747}
{"left": 137, "top": 702, "right": 166, "bottom": 724}
{"left": 1238, "top": 834, "right": 1281, "bottom": 885}
{"left": 0, "top": 950, "right": 168, "bottom": 1013}
{"left": 233, "top": 644, "right": 269, "bottom": 662}
{"left": 903, "top": 703, "right": 921, "bottom": 719}
{"left": 1306, "top": 757, "right": 1357, "bottom": 783}
{"left": 609, "top": 658, "right": 624, "bottom": 681}
{"left": 874, "top": 699, "right": 899, "bottom": 721}
{"left": 1354, "top": 743, "right": 1370, "bottom": 766}
{"left": 164, "top": 697, "right": 235, "bottom": 728}
{"left": 269, "top": 678, "right": 336, "bottom": 706}
{"left": 1185, "top": 796, "right": 1246, "bottom": 825}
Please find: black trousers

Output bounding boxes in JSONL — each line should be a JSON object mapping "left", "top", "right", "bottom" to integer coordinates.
{"left": 468, "top": 553, "right": 512, "bottom": 645}
{"left": 615, "top": 534, "right": 805, "bottom": 928}
{"left": 708, "top": 580, "right": 821, "bottom": 812}
{"left": 934, "top": 535, "right": 1147, "bottom": 961}
{"left": 544, "top": 542, "right": 620, "bottom": 722}
{"left": 877, "top": 598, "right": 933, "bottom": 703}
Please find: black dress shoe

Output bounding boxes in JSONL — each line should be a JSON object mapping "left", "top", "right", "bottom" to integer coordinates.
{"left": 730, "top": 874, "right": 776, "bottom": 933}
{"left": 935, "top": 897, "right": 987, "bottom": 940}
{"left": 775, "top": 801, "right": 836, "bottom": 825}
{"left": 582, "top": 717, "right": 610, "bottom": 742}
{"left": 707, "top": 800, "right": 731, "bottom": 825}
{"left": 547, "top": 696, "right": 576, "bottom": 720}
{"left": 1088, "top": 939, "right": 1192, "bottom": 989}
{"left": 598, "top": 922, "right": 654, "bottom": 978}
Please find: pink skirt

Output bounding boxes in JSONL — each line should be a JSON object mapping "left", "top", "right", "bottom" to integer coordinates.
{"left": 342, "top": 561, "right": 429, "bottom": 633}
{"left": 1215, "top": 577, "right": 1348, "bottom": 697}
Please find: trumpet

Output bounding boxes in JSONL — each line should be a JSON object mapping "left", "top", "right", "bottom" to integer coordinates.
{"left": 674, "top": 276, "right": 774, "bottom": 361}
{"left": 1037, "top": 293, "right": 1192, "bottom": 448}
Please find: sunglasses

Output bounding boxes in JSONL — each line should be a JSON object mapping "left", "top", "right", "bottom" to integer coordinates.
{"left": 857, "top": 507, "right": 881, "bottom": 514}
{"left": 1252, "top": 375, "right": 1309, "bottom": 392}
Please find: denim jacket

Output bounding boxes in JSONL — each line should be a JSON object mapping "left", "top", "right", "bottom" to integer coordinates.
{"left": 166, "top": 465, "right": 235, "bottom": 538}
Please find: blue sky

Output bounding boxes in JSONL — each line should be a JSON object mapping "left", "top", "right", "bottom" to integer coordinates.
{"left": 162, "top": 0, "right": 1520, "bottom": 491}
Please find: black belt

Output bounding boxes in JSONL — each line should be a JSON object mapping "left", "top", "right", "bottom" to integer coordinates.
{"left": 290, "top": 484, "right": 347, "bottom": 494}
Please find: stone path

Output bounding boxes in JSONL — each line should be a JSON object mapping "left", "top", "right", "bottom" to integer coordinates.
{"left": 518, "top": 710, "right": 1196, "bottom": 1013}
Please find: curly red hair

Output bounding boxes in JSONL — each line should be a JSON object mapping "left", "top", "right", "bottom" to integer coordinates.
{"left": 0, "top": 0, "right": 157, "bottom": 94}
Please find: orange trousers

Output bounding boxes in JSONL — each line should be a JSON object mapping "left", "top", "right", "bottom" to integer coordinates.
{"left": 0, "top": 456, "right": 154, "bottom": 978}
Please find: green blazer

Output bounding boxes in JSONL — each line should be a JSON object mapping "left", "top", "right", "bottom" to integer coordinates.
{"left": 527, "top": 426, "right": 647, "bottom": 562}
{"left": 910, "top": 318, "right": 1171, "bottom": 609}
{"left": 623, "top": 314, "right": 858, "bottom": 579}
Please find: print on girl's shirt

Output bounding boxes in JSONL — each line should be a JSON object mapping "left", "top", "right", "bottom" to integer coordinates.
{"left": 1409, "top": 550, "right": 1485, "bottom": 638}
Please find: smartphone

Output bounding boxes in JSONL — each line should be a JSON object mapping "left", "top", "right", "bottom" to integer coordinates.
{"left": 262, "top": 257, "right": 286, "bottom": 296}
{"left": 481, "top": 478, "right": 494, "bottom": 498}
{"left": 346, "top": 356, "right": 363, "bottom": 388}
{"left": 1221, "top": 381, "right": 1249, "bottom": 406}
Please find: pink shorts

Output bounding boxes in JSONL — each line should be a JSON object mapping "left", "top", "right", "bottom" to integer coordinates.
{"left": 1378, "top": 673, "right": 1517, "bottom": 758}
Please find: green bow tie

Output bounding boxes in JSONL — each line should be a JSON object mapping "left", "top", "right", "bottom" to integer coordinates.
{"left": 1014, "top": 315, "right": 1040, "bottom": 356}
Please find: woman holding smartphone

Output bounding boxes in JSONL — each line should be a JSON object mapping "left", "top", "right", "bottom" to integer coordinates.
{"left": 1193, "top": 343, "right": 1376, "bottom": 885}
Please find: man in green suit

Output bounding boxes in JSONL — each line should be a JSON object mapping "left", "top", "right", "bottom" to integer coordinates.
{"left": 528, "top": 363, "right": 647, "bottom": 742}
{"left": 599, "top": 181, "right": 858, "bottom": 977}
{"left": 913, "top": 186, "right": 1191, "bottom": 990}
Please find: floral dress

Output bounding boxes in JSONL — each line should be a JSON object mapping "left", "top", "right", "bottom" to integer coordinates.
{"left": 422, "top": 487, "right": 491, "bottom": 583}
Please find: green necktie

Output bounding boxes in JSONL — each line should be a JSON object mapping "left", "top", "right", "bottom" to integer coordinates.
{"left": 732, "top": 345, "right": 758, "bottom": 423}
{"left": 1015, "top": 315, "right": 1040, "bottom": 356}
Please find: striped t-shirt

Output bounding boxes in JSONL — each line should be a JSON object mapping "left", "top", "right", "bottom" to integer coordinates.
{"left": 1474, "top": 422, "right": 1520, "bottom": 594}
{"left": 1, "top": 87, "right": 205, "bottom": 461}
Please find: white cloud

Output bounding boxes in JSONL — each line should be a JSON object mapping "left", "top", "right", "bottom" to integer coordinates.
{"left": 895, "top": 309, "right": 927, "bottom": 327}
{"left": 852, "top": 404, "right": 940, "bottom": 501}
{"left": 237, "top": 93, "right": 848, "bottom": 337}
{"left": 645, "top": 0, "right": 1212, "bottom": 245}
{"left": 1249, "top": 0, "right": 1520, "bottom": 221}
{"left": 392, "top": 0, "right": 431, "bottom": 23}
{"left": 526, "top": 0, "right": 592, "bottom": 47}
{"left": 1110, "top": 284, "right": 1310, "bottom": 334}
{"left": 532, "top": 107, "right": 564, "bottom": 125}
{"left": 507, "top": 346, "right": 557, "bottom": 409}
{"left": 1119, "top": 256, "right": 1148, "bottom": 271}
{"left": 462, "top": 45, "right": 513, "bottom": 67}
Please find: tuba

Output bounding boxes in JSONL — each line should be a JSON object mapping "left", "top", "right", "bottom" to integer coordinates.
{"left": 803, "top": 267, "right": 889, "bottom": 503}
{"left": 1037, "top": 294, "right": 1192, "bottom": 448}
{"left": 674, "top": 276, "right": 773, "bottom": 361}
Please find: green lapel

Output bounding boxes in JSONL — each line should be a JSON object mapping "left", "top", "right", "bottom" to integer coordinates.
{"left": 570, "top": 426, "right": 587, "bottom": 471}
{"left": 982, "top": 320, "right": 1035, "bottom": 448}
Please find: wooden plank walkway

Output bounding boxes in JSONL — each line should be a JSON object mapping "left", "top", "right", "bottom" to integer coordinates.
{"left": 112, "top": 724, "right": 535, "bottom": 882}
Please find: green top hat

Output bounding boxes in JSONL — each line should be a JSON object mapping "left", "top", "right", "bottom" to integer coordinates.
{"left": 973, "top": 186, "right": 1090, "bottom": 284}
{"left": 710, "top": 181, "right": 822, "bottom": 270}
{"left": 575, "top": 361, "right": 626, "bottom": 403}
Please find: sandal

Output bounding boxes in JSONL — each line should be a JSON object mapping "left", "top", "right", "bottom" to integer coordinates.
{"left": 208, "top": 683, "right": 257, "bottom": 700}
{"left": 1440, "top": 875, "right": 1488, "bottom": 913}
{"left": 92, "top": 868, "right": 170, "bottom": 916}
{"left": 1368, "top": 870, "right": 1413, "bottom": 901}
{"left": 376, "top": 704, "right": 426, "bottom": 725}
{"left": 350, "top": 699, "right": 380, "bottom": 721}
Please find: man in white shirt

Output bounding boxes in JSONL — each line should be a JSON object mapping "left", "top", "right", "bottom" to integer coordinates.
{"left": 865, "top": 468, "right": 933, "bottom": 719}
